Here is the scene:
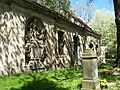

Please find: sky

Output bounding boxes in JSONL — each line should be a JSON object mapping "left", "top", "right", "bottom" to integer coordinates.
{"left": 70, "top": 0, "right": 114, "bottom": 15}
{"left": 92, "top": 0, "right": 114, "bottom": 11}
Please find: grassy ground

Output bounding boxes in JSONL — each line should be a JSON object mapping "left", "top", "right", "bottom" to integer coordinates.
{"left": 0, "top": 61, "right": 120, "bottom": 90}
{"left": 99, "top": 60, "right": 120, "bottom": 89}
{"left": 0, "top": 67, "right": 83, "bottom": 90}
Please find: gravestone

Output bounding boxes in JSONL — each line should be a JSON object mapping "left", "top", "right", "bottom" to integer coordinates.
{"left": 81, "top": 49, "right": 101, "bottom": 90}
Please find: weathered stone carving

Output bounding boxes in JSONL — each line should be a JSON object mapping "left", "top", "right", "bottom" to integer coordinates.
{"left": 25, "top": 18, "right": 47, "bottom": 70}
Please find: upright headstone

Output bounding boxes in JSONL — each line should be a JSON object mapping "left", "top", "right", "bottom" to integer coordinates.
{"left": 81, "top": 49, "right": 101, "bottom": 90}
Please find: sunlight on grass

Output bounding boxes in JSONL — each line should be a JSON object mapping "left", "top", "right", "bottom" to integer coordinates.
{"left": 0, "top": 66, "right": 83, "bottom": 90}
{"left": 0, "top": 61, "right": 120, "bottom": 90}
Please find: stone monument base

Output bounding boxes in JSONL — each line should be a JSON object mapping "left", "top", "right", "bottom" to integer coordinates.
{"left": 81, "top": 79, "right": 101, "bottom": 90}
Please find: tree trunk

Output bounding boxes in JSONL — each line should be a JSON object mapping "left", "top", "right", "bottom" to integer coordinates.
{"left": 113, "top": 0, "right": 120, "bottom": 66}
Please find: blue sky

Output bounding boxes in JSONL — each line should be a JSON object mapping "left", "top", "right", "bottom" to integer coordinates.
{"left": 92, "top": 0, "right": 114, "bottom": 11}
{"left": 70, "top": 0, "right": 114, "bottom": 13}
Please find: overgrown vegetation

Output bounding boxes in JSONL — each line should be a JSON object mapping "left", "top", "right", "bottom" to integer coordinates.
{"left": 0, "top": 67, "right": 83, "bottom": 90}
{"left": 0, "top": 61, "right": 120, "bottom": 90}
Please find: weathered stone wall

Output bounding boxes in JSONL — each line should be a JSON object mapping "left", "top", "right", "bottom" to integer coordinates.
{"left": 0, "top": 11, "right": 26, "bottom": 75}
{"left": 0, "top": 0, "right": 101, "bottom": 75}
{"left": 41, "top": 23, "right": 100, "bottom": 68}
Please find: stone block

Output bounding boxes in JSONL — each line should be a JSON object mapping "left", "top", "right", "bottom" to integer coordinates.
{"left": 81, "top": 79, "right": 101, "bottom": 90}
{"left": 82, "top": 59, "right": 98, "bottom": 80}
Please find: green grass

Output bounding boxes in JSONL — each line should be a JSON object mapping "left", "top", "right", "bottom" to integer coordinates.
{"left": 0, "top": 66, "right": 83, "bottom": 90}
{"left": 0, "top": 61, "right": 120, "bottom": 90}
{"left": 99, "top": 60, "right": 120, "bottom": 89}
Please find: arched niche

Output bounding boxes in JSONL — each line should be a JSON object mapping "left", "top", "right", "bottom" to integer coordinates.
{"left": 25, "top": 17, "right": 47, "bottom": 65}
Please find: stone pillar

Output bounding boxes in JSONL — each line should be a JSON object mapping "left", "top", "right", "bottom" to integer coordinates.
{"left": 81, "top": 49, "right": 101, "bottom": 90}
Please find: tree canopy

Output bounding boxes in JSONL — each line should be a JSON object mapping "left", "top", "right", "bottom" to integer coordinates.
{"left": 90, "top": 9, "right": 117, "bottom": 57}
{"left": 43, "top": 0, "right": 70, "bottom": 13}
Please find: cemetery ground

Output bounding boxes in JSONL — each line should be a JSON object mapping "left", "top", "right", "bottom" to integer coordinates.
{"left": 0, "top": 60, "right": 120, "bottom": 90}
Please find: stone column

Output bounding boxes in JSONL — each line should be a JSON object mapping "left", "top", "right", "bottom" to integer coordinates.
{"left": 81, "top": 49, "right": 101, "bottom": 90}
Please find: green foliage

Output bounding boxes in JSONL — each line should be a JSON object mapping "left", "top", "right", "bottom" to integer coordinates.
{"left": 100, "top": 79, "right": 108, "bottom": 88}
{"left": 43, "top": 0, "right": 76, "bottom": 16}
{"left": 99, "top": 60, "right": 116, "bottom": 70}
{"left": 99, "top": 61, "right": 120, "bottom": 89}
{"left": 43, "top": 0, "right": 70, "bottom": 13}
{"left": 1, "top": 63, "right": 120, "bottom": 89}
{"left": 90, "top": 9, "right": 117, "bottom": 58}
{"left": 0, "top": 67, "right": 83, "bottom": 90}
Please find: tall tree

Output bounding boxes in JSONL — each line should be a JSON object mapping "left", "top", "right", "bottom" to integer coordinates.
{"left": 90, "top": 9, "right": 116, "bottom": 58}
{"left": 113, "top": 0, "right": 120, "bottom": 66}
{"left": 86, "top": 0, "right": 120, "bottom": 66}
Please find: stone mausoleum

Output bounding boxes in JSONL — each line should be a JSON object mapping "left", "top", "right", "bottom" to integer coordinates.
{"left": 0, "top": 0, "right": 100, "bottom": 75}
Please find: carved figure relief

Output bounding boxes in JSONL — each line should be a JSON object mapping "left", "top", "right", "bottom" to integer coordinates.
{"left": 25, "top": 18, "right": 47, "bottom": 70}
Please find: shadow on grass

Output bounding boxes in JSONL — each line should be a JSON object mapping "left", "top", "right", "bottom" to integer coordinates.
{"left": 11, "top": 74, "right": 68, "bottom": 90}
{"left": 10, "top": 67, "right": 82, "bottom": 90}
{"left": 51, "top": 67, "right": 83, "bottom": 82}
